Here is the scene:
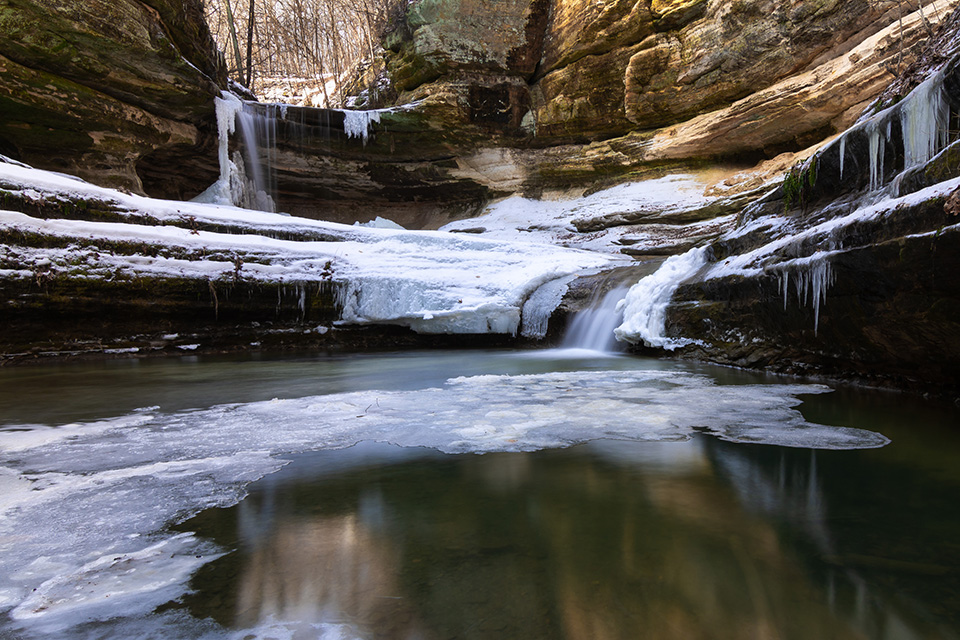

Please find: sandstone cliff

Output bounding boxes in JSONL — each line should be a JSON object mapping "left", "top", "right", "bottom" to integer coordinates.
{"left": 0, "top": 0, "right": 226, "bottom": 198}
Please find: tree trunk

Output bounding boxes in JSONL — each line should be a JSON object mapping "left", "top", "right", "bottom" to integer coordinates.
{"left": 246, "top": 0, "right": 256, "bottom": 87}
{"left": 223, "top": 0, "right": 244, "bottom": 83}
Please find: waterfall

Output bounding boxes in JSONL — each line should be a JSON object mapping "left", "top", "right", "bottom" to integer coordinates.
{"left": 235, "top": 103, "right": 279, "bottom": 211}
{"left": 561, "top": 283, "right": 633, "bottom": 352}
{"left": 193, "top": 92, "right": 276, "bottom": 211}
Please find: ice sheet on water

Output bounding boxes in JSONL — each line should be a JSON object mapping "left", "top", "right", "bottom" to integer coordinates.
{"left": 0, "top": 369, "right": 888, "bottom": 638}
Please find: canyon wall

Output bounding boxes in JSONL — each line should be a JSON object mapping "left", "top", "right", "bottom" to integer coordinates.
{"left": 0, "top": 0, "right": 225, "bottom": 198}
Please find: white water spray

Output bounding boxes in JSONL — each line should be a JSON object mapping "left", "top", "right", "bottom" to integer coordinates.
{"left": 562, "top": 284, "right": 633, "bottom": 352}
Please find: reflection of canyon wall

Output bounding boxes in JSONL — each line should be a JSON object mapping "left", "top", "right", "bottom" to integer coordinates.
{"left": 234, "top": 510, "right": 428, "bottom": 637}
{"left": 204, "top": 443, "right": 948, "bottom": 640}
{"left": 530, "top": 448, "right": 858, "bottom": 640}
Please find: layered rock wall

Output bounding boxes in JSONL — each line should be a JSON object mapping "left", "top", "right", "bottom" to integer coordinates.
{"left": 0, "top": 0, "right": 226, "bottom": 197}
{"left": 357, "top": 0, "right": 958, "bottom": 208}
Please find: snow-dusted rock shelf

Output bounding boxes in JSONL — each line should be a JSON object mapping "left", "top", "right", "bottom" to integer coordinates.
{"left": 0, "top": 160, "right": 612, "bottom": 360}
{"left": 614, "top": 48, "right": 960, "bottom": 393}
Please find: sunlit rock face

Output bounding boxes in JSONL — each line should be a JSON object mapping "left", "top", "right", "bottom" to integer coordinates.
{"left": 0, "top": 0, "right": 225, "bottom": 197}
{"left": 371, "top": 0, "right": 956, "bottom": 201}
{"left": 648, "top": 24, "right": 960, "bottom": 393}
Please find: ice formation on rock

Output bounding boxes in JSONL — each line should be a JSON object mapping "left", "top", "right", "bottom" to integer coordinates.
{"left": 194, "top": 93, "right": 276, "bottom": 211}
{"left": 615, "top": 247, "right": 707, "bottom": 350}
{"left": 341, "top": 108, "right": 382, "bottom": 145}
{"left": 520, "top": 275, "right": 577, "bottom": 339}
{"left": 776, "top": 254, "right": 836, "bottom": 335}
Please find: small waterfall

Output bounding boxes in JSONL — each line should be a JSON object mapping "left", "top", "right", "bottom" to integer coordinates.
{"left": 196, "top": 95, "right": 416, "bottom": 211}
{"left": 236, "top": 103, "right": 279, "bottom": 211}
{"left": 194, "top": 92, "right": 276, "bottom": 211}
{"left": 561, "top": 284, "right": 632, "bottom": 353}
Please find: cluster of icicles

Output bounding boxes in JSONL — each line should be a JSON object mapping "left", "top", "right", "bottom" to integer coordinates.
{"left": 196, "top": 93, "right": 391, "bottom": 212}
{"left": 617, "top": 68, "right": 952, "bottom": 348}
{"left": 786, "top": 69, "right": 950, "bottom": 333}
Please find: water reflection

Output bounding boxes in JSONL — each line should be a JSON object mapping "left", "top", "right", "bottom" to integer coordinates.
{"left": 182, "top": 439, "right": 958, "bottom": 639}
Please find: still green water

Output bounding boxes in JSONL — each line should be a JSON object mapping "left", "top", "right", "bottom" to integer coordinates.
{"left": 1, "top": 350, "right": 958, "bottom": 639}
{"left": 177, "top": 432, "right": 960, "bottom": 640}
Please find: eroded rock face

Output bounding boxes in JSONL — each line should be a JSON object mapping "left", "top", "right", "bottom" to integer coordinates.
{"left": 354, "top": 0, "right": 958, "bottom": 217}
{"left": 0, "top": 0, "right": 225, "bottom": 196}
{"left": 653, "top": 39, "right": 960, "bottom": 394}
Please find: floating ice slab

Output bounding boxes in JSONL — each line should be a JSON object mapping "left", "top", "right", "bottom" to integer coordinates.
{"left": 0, "top": 367, "right": 888, "bottom": 638}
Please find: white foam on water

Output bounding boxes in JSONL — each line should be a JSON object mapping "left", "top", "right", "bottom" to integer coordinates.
{"left": 0, "top": 369, "right": 888, "bottom": 638}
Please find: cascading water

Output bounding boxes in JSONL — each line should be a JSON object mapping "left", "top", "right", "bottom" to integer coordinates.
{"left": 194, "top": 93, "right": 276, "bottom": 211}
{"left": 235, "top": 103, "right": 279, "bottom": 212}
{"left": 195, "top": 93, "right": 403, "bottom": 212}
{"left": 561, "top": 283, "right": 633, "bottom": 353}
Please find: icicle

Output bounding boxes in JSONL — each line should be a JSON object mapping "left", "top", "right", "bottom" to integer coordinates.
{"left": 778, "top": 256, "right": 835, "bottom": 336}
{"left": 780, "top": 270, "right": 789, "bottom": 310}
{"left": 867, "top": 123, "right": 885, "bottom": 192}
{"left": 341, "top": 109, "right": 382, "bottom": 145}
{"left": 900, "top": 71, "right": 949, "bottom": 169}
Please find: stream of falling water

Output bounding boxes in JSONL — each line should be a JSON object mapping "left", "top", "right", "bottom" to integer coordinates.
{"left": 561, "top": 283, "right": 633, "bottom": 353}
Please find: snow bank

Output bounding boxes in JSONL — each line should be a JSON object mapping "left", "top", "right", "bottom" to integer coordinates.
{"left": 440, "top": 174, "right": 726, "bottom": 253}
{"left": 0, "top": 162, "right": 612, "bottom": 335}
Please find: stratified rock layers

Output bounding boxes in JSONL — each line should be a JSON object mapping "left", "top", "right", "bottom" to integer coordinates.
{"left": 0, "top": 0, "right": 225, "bottom": 197}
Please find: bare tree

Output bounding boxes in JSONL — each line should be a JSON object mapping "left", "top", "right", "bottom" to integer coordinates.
{"left": 204, "top": 0, "right": 405, "bottom": 104}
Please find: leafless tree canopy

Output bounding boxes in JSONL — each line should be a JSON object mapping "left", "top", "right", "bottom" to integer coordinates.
{"left": 204, "top": 0, "right": 406, "bottom": 106}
